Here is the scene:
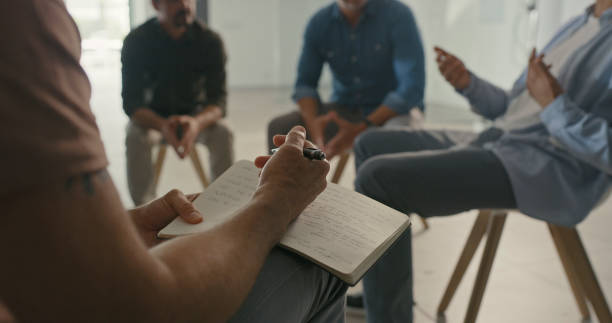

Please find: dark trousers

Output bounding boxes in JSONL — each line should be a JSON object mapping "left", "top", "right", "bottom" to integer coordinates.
{"left": 353, "top": 128, "right": 516, "bottom": 323}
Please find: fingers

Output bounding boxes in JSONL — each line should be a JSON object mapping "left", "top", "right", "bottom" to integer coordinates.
{"left": 186, "top": 193, "right": 200, "bottom": 202}
{"left": 325, "top": 135, "right": 341, "bottom": 160}
{"left": 275, "top": 135, "right": 317, "bottom": 148}
{"left": 273, "top": 134, "right": 286, "bottom": 147}
{"left": 254, "top": 155, "right": 272, "bottom": 168}
{"left": 328, "top": 110, "right": 341, "bottom": 122}
{"left": 434, "top": 46, "right": 447, "bottom": 55}
{"left": 283, "top": 126, "right": 307, "bottom": 150}
{"left": 165, "top": 189, "right": 203, "bottom": 224}
{"left": 434, "top": 46, "right": 450, "bottom": 63}
{"left": 530, "top": 48, "right": 536, "bottom": 63}
{"left": 435, "top": 46, "right": 455, "bottom": 65}
{"left": 442, "top": 59, "right": 462, "bottom": 79}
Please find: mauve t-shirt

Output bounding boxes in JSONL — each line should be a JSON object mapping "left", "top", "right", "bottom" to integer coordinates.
{"left": 0, "top": 0, "right": 108, "bottom": 195}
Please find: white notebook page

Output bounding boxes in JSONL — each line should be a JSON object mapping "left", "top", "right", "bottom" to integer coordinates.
{"left": 159, "top": 160, "right": 408, "bottom": 274}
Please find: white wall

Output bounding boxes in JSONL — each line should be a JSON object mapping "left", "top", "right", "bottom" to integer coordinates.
{"left": 208, "top": 0, "right": 330, "bottom": 88}
{"left": 131, "top": 0, "right": 156, "bottom": 27}
{"left": 132, "top": 0, "right": 595, "bottom": 106}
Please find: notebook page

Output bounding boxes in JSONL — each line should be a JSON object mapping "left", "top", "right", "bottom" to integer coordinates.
{"left": 159, "top": 160, "right": 409, "bottom": 277}
{"left": 159, "top": 160, "right": 259, "bottom": 236}
{"left": 281, "top": 183, "right": 407, "bottom": 274}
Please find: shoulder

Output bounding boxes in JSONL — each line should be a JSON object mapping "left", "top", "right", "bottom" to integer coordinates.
{"left": 306, "top": 3, "right": 336, "bottom": 31}
{"left": 193, "top": 21, "right": 224, "bottom": 45}
{"left": 124, "top": 18, "right": 158, "bottom": 46}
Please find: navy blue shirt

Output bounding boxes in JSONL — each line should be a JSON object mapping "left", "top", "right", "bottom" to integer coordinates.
{"left": 293, "top": 0, "right": 425, "bottom": 115}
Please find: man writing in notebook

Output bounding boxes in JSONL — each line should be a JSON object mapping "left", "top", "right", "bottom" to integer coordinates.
{"left": 0, "top": 1, "right": 346, "bottom": 322}
{"left": 267, "top": 0, "right": 426, "bottom": 159}
{"left": 351, "top": 2, "right": 612, "bottom": 322}
{"left": 122, "top": 0, "right": 234, "bottom": 205}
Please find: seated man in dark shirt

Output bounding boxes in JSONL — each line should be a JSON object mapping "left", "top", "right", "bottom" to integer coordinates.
{"left": 122, "top": 0, "right": 233, "bottom": 205}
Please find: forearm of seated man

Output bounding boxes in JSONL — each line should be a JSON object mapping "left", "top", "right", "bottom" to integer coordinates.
{"left": 297, "top": 97, "right": 320, "bottom": 126}
{"left": 194, "top": 105, "right": 223, "bottom": 130}
{"left": 131, "top": 107, "right": 166, "bottom": 131}
{"left": 365, "top": 105, "right": 398, "bottom": 126}
{"left": 0, "top": 170, "right": 292, "bottom": 323}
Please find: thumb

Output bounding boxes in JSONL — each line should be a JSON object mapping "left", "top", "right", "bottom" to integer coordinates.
{"left": 165, "top": 189, "right": 203, "bottom": 224}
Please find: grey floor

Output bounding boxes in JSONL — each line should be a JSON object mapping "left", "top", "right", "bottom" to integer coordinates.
{"left": 86, "top": 52, "right": 611, "bottom": 323}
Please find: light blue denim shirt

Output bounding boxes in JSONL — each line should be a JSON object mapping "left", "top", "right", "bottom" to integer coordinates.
{"left": 292, "top": 0, "right": 425, "bottom": 115}
{"left": 461, "top": 6, "right": 612, "bottom": 226}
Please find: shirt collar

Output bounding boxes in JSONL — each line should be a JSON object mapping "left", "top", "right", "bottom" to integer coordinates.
{"left": 586, "top": 5, "right": 612, "bottom": 26}
{"left": 331, "top": 0, "right": 380, "bottom": 21}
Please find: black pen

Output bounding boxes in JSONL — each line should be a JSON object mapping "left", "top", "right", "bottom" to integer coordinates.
{"left": 271, "top": 147, "right": 326, "bottom": 160}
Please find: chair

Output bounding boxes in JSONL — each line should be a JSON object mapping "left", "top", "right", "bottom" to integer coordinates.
{"left": 437, "top": 209, "right": 612, "bottom": 323}
{"left": 152, "top": 145, "right": 210, "bottom": 191}
{"left": 331, "top": 152, "right": 430, "bottom": 230}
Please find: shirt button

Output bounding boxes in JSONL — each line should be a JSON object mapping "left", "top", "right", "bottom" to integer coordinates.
{"left": 354, "top": 77, "right": 361, "bottom": 83}
{"left": 351, "top": 56, "right": 358, "bottom": 63}
{"left": 350, "top": 33, "right": 357, "bottom": 40}
{"left": 375, "top": 43, "right": 382, "bottom": 51}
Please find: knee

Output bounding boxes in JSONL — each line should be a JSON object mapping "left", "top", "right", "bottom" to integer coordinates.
{"left": 268, "top": 114, "right": 288, "bottom": 138}
{"left": 125, "top": 123, "right": 150, "bottom": 149}
{"left": 354, "top": 155, "right": 388, "bottom": 197}
{"left": 209, "top": 121, "right": 234, "bottom": 145}
{"left": 354, "top": 130, "right": 383, "bottom": 170}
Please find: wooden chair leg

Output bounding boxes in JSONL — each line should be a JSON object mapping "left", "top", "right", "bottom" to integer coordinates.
{"left": 153, "top": 145, "right": 168, "bottom": 191}
{"left": 331, "top": 152, "right": 350, "bottom": 184}
{"left": 553, "top": 225, "right": 612, "bottom": 323}
{"left": 437, "top": 211, "right": 492, "bottom": 316}
{"left": 548, "top": 224, "right": 591, "bottom": 321}
{"left": 464, "top": 212, "right": 507, "bottom": 323}
{"left": 189, "top": 148, "right": 209, "bottom": 188}
{"left": 420, "top": 217, "right": 430, "bottom": 230}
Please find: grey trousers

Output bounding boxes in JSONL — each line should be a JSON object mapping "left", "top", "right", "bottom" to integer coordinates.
{"left": 230, "top": 248, "right": 348, "bottom": 323}
{"left": 267, "top": 103, "right": 424, "bottom": 151}
{"left": 125, "top": 121, "right": 234, "bottom": 205}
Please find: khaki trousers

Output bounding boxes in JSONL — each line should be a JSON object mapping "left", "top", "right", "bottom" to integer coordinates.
{"left": 125, "top": 120, "right": 234, "bottom": 205}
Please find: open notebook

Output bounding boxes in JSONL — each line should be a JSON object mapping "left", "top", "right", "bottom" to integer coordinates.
{"left": 159, "top": 160, "right": 411, "bottom": 285}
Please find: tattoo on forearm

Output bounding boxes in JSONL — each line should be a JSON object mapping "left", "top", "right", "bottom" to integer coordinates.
{"left": 64, "top": 169, "right": 109, "bottom": 195}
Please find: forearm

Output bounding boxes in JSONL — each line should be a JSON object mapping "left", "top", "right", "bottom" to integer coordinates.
{"left": 152, "top": 192, "right": 288, "bottom": 322}
{"left": 131, "top": 108, "right": 166, "bottom": 131}
{"left": 194, "top": 105, "right": 223, "bottom": 131}
{"left": 460, "top": 72, "right": 510, "bottom": 120}
{"left": 367, "top": 105, "right": 398, "bottom": 126}
{"left": 297, "top": 97, "right": 320, "bottom": 128}
{"left": 1, "top": 174, "right": 287, "bottom": 323}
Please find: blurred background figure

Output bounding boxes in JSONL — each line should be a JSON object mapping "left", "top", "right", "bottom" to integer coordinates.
{"left": 267, "top": 0, "right": 426, "bottom": 161}
{"left": 121, "top": 0, "right": 233, "bottom": 205}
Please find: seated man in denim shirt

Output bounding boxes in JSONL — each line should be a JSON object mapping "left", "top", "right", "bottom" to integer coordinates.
{"left": 353, "top": 3, "right": 612, "bottom": 323}
{"left": 267, "top": 0, "right": 425, "bottom": 159}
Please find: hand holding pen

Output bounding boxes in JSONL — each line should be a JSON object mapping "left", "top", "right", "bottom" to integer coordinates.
{"left": 254, "top": 126, "right": 330, "bottom": 222}
{"left": 270, "top": 147, "right": 326, "bottom": 160}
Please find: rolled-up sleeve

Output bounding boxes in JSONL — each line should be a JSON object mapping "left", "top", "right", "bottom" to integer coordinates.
{"left": 292, "top": 16, "right": 324, "bottom": 103}
{"left": 381, "top": 7, "right": 425, "bottom": 114}
{"left": 541, "top": 92, "right": 612, "bottom": 175}
{"left": 458, "top": 72, "right": 513, "bottom": 120}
